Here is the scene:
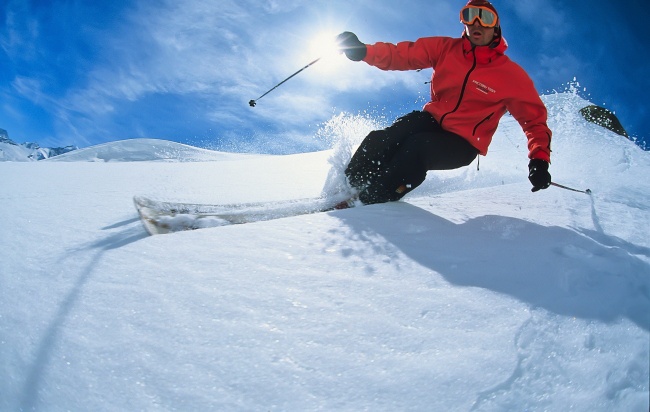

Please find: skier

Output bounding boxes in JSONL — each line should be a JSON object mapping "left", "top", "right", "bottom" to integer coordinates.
{"left": 337, "top": 0, "right": 552, "bottom": 205}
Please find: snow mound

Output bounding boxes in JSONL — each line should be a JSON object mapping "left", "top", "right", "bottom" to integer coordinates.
{"left": 45, "top": 138, "right": 260, "bottom": 162}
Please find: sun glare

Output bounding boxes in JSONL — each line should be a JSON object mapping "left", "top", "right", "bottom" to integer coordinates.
{"left": 306, "top": 31, "right": 345, "bottom": 73}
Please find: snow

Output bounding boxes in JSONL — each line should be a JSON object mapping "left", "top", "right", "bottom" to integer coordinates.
{"left": 1, "top": 92, "right": 649, "bottom": 411}
{"left": 0, "top": 136, "right": 77, "bottom": 162}
{"left": 44, "top": 138, "right": 260, "bottom": 163}
{"left": 0, "top": 140, "right": 49, "bottom": 162}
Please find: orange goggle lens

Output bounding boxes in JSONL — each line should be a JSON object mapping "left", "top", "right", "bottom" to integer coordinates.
{"left": 460, "top": 6, "right": 498, "bottom": 28}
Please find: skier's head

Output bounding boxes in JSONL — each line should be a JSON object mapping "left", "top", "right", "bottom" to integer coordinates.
{"left": 461, "top": 0, "right": 501, "bottom": 46}
{"left": 461, "top": 0, "right": 499, "bottom": 27}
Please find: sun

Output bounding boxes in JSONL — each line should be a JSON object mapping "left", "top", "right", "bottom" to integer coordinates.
{"left": 305, "top": 31, "right": 346, "bottom": 73}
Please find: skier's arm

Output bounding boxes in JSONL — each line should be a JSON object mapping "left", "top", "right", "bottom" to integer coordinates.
{"left": 506, "top": 75, "right": 552, "bottom": 163}
{"left": 363, "top": 37, "right": 444, "bottom": 71}
{"left": 337, "top": 32, "right": 443, "bottom": 71}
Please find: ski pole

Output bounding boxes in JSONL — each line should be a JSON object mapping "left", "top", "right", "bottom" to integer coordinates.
{"left": 551, "top": 182, "right": 592, "bottom": 195}
{"left": 249, "top": 57, "right": 321, "bottom": 107}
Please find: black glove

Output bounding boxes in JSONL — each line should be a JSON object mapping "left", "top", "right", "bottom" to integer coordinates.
{"left": 336, "top": 32, "right": 367, "bottom": 61}
{"left": 528, "top": 159, "right": 551, "bottom": 192}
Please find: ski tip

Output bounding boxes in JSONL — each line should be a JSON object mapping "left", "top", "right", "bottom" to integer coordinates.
{"left": 133, "top": 196, "right": 164, "bottom": 235}
{"left": 133, "top": 195, "right": 150, "bottom": 204}
{"left": 135, "top": 204, "right": 170, "bottom": 236}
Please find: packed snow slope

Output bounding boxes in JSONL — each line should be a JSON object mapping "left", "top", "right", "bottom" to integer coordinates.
{"left": 44, "top": 138, "right": 257, "bottom": 162}
{"left": 1, "top": 92, "right": 648, "bottom": 411}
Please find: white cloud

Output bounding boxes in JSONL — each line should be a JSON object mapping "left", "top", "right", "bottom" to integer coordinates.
{"left": 11, "top": 76, "right": 45, "bottom": 103}
{"left": 61, "top": 0, "right": 456, "bottom": 113}
{"left": 58, "top": 0, "right": 367, "bottom": 145}
{"left": 507, "top": 0, "right": 569, "bottom": 41}
{"left": 0, "top": 1, "right": 40, "bottom": 60}
{"left": 60, "top": 1, "right": 289, "bottom": 112}
{"left": 534, "top": 53, "right": 582, "bottom": 90}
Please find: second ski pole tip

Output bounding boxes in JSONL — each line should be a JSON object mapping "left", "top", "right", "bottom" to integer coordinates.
{"left": 248, "top": 99, "right": 257, "bottom": 107}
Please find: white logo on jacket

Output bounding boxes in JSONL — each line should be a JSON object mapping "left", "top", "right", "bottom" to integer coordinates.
{"left": 472, "top": 80, "right": 496, "bottom": 95}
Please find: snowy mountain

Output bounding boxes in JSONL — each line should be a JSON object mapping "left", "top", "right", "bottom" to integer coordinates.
{"left": 0, "top": 131, "right": 78, "bottom": 162}
{"left": 0, "top": 91, "right": 648, "bottom": 411}
{"left": 0, "top": 129, "right": 77, "bottom": 162}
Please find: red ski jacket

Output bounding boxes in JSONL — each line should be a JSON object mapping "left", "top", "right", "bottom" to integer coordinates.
{"left": 363, "top": 35, "right": 552, "bottom": 162}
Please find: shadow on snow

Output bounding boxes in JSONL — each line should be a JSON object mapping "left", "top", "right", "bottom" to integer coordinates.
{"left": 336, "top": 202, "right": 650, "bottom": 331}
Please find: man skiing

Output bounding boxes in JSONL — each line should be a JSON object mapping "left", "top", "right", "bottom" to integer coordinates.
{"left": 337, "top": 0, "right": 552, "bottom": 205}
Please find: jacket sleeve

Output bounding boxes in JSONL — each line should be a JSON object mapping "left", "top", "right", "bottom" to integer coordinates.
{"left": 506, "top": 71, "right": 552, "bottom": 163}
{"left": 363, "top": 37, "right": 446, "bottom": 71}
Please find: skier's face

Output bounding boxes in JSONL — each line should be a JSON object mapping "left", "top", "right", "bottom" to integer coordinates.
{"left": 465, "top": 20, "right": 496, "bottom": 46}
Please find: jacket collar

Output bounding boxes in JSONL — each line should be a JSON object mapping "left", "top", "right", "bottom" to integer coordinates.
{"left": 461, "top": 35, "right": 508, "bottom": 64}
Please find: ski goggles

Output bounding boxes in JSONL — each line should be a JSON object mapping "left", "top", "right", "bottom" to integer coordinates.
{"left": 460, "top": 5, "right": 498, "bottom": 28}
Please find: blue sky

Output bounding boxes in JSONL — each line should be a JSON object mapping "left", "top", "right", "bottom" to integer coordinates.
{"left": 1, "top": 0, "right": 647, "bottom": 153}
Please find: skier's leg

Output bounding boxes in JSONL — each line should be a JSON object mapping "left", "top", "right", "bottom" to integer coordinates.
{"left": 345, "top": 111, "right": 439, "bottom": 190}
{"left": 358, "top": 128, "right": 479, "bottom": 204}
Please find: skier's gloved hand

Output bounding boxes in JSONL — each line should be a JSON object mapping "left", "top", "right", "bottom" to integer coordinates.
{"left": 528, "top": 159, "right": 551, "bottom": 192}
{"left": 336, "top": 32, "right": 367, "bottom": 61}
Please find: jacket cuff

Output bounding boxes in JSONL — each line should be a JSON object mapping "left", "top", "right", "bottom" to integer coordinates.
{"left": 362, "top": 44, "right": 374, "bottom": 64}
{"left": 529, "top": 150, "right": 551, "bottom": 163}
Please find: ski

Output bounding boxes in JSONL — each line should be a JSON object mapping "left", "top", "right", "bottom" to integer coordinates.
{"left": 134, "top": 194, "right": 357, "bottom": 235}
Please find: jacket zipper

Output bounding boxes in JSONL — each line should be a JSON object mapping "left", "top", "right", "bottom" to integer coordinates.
{"left": 473, "top": 112, "right": 494, "bottom": 135}
{"left": 440, "top": 45, "right": 477, "bottom": 127}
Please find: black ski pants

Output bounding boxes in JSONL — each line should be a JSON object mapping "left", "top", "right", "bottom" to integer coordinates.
{"left": 345, "top": 111, "right": 479, "bottom": 204}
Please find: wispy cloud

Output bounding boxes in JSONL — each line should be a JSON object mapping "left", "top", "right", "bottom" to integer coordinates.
{"left": 0, "top": 2, "right": 40, "bottom": 60}
{"left": 506, "top": 0, "right": 569, "bottom": 42}
{"left": 1, "top": 0, "right": 469, "bottom": 148}
{"left": 51, "top": 0, "right": 421, "bottom": 147}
